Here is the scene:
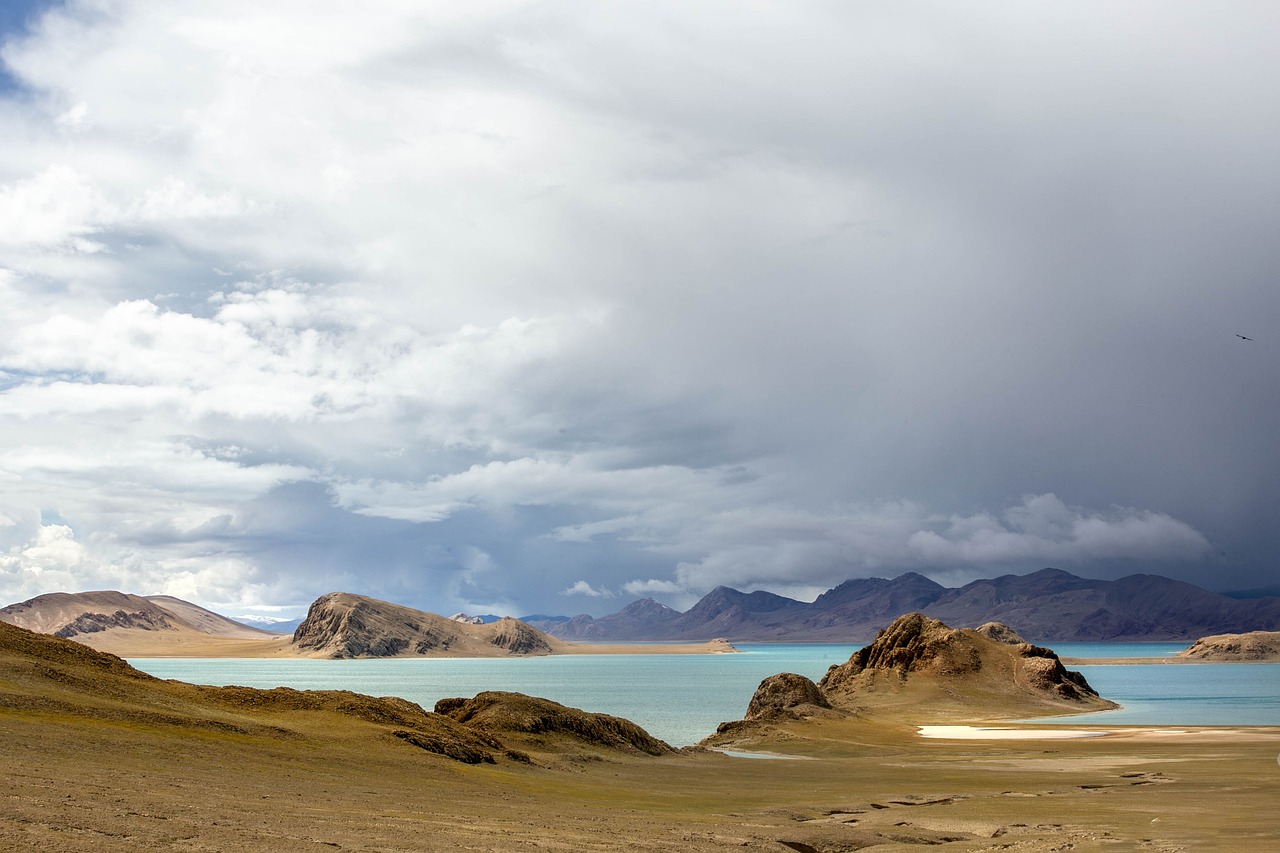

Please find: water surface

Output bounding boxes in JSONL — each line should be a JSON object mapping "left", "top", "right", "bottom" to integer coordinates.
{"left": 131, "top": 643, "right": 1280, "bottom": 746}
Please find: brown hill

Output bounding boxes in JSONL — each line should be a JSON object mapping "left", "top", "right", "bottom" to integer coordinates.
{"left": 0, "top": 619, "right": 509, "bottom": 763}
{"left": 292, "top": 592, "right": 566, "bottom": 658}
{"left": 1177, "top": 630, "right": 1280, "bottom": 661}
{"left": 0, "top": 590, "right": 274, "bottom": 637}
{"left": 816, "top": 612, "right": 1116, "bottom": 719}
{"left": 0, "top": 590, "right": 292, "bottom": 656}
{"left": 0, "top": 618, "right": 675, "bottom": 769}
{"left": 435, "top": 692, "right": 676, "bottom": 757}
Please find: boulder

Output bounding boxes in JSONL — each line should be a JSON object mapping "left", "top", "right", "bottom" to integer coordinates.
{"left": 744, "top": 672, "right": 832, "bottom": 721}
{"left": 436, "top": 691, "right": 675, "bottom": 756}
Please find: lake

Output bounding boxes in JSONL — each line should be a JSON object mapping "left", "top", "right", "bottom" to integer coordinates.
{"left": 130, "top": 642, "right": 1280, "bottom": 747}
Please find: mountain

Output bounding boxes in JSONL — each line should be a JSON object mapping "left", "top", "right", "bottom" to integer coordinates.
{"left": 292, "top": 592, "right": 566, "bottom": 658}
{"left": 1223, "top": 585, "right": 1280, "bottom": 600}
{"left": 232, "top": 614, "right": 305, "bottom": 634}
{"left": 532, "top": 597, "right": 682, "bottom": 640}
{"left": 543, "top": 568, "right": 1280, "bottom": 642}
{"left": 928, "top": 570, "right": 1280, "bottom": 641}
{"left": 0, "top": 590, "right": 283, "bottom": 651}
{"left": 666, "top": 586, "right": 809, "bottom": 640}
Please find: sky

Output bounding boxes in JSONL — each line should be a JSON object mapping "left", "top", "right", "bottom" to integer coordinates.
{"left": 1, "top": 1, "right": 1277, "bottom": 622}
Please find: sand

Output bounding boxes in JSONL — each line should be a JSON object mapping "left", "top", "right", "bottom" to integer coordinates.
{"left": 918, "top": 725, "right": 1107, "bottom": 739}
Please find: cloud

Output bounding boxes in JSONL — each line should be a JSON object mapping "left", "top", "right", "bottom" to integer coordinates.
{"left": 0, "top": 1, "right": 1274, "bottom": 617}
{"left": 621, "top": 578, "right": 684, "bottom": 596}
{"left": 667, "top": 495, "right": 1214, "bottom": 595}
{"left": 905, "top": 494, "right": 1212, "bottom": 566}
{"left": 0, "top": 164, "right": 110, "bottom": 250}
{"left": 561, "top": 580, "right": 613, "bottom": 598}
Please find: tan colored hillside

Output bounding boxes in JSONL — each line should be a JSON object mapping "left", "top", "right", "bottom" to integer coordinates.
{"left": 0, "top": 590, "right": 735, "bottom": 658}
{"left": 292, "top": 591, "right": 570, "bottom": 658}
{"left": 0, "top": 590, "right": 276, "bottom": 637}
{"left": 816, "top": 612, "right": 1118, "bottom": 720}
{"left": 0, "top": 590, "right": 295, "bottom": 657}
{"left": 1178, "top": 630, "right": 1280, "bottom": 661}
{"left": 710, "top": 613, "right": 1116, "bottom": 747}
{"left": 4, "top": 611, "right": 1280, "bottom": 851}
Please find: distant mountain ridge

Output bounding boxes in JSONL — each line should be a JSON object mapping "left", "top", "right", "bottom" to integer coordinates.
{"left": 526, "top": 568, "right": 1280, "bottom": 642}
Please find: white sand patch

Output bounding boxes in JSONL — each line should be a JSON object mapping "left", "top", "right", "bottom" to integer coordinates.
{"left": 709, "top": 748, "right": 819, "bottom": 760}
{"left": 918, "top": 725, "right": 1107, "bottom": 740}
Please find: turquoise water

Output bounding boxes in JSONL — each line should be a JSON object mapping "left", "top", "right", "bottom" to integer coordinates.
{"left": 1039, "top": 663, "right": 1280, "bottom": 727}
{"left": 1047, "top": 642, "right": 1186, "bottom": 659}
{"left": 131, "top": 643, "right": 856, "bottom": 747}
{"left": 130, "top": 643, "right": 1280, "bottom": 746}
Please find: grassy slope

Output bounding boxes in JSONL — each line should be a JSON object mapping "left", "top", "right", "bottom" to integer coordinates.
{"left": 2, "top": 622, "right": 1278, "bottom": 851}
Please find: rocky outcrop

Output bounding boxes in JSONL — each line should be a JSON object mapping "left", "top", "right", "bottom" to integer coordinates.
{"left": 974, "top": 622, "right": 1026, "bottom": 644}
{"left": 54, "top": 609, "right": 175, "bottom": 638}
{"left": 744, "top": 672, "right": 832, "bottom": 721}
{"left": 1177, "top": 631, "right": 1280, "bottom": 661}
{"left": 486, "top": 619, "right": 555, "bottom": 655}
{"left": 435, "top": 692, "right": 676, "bottom": 756}
{"left": 292, "top": 593, "right": 559, "bottom": 659}
{"left": 817, "top": 612, "right": 1114, "bottom": 713}
{"left": 819, "top": 612, "right": 983, "bottom": 686}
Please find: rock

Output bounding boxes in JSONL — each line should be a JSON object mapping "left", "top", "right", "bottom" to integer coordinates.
{"left": 486, "top": 618, "right": 555, "bottom": 655}
{"left": 1177, "top": 631, "right": 1280, "bottom": 661}
{"left": 435, "top": 691, "right": 675, "bottom": 756}
{"left": 974, "top": 622, "right": 1026, "bottom": 644}
{"left": 54, "top": 609, "right": 175, "bottom": 638}
{"left": 820, "top": 612, "right": 982, "bottom": 687}
{"left": 292, "top": 593, "right": 559, "bottom": 659}
{"left": 744, "top": 672, "right": 832, "bottom": 721}
{"left": 817, "top": 612, "right": 1114, "bottom": 714}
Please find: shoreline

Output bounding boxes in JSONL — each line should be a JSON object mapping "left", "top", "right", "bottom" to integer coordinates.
{"left": 1063, "top": 656, "right": 1280, "bottom": 665}
{"left": 82, "top": 631, "right": 741, "bottom": 659}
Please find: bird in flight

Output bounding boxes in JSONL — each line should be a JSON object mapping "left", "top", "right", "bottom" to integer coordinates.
{"left": 1236, "top": 334, "right": 1254, "bottom": 341}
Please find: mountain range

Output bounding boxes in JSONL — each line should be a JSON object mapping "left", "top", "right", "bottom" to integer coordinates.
{"left": 525, "top": 568, "right": 1280, "bottom": 642}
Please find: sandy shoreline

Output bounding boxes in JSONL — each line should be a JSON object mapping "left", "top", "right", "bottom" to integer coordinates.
{"left": 73, "top": 629, "right": 741, "bottom": 659}
{"left": 1063, "top": 655, "right": 1280, "bottom": 665}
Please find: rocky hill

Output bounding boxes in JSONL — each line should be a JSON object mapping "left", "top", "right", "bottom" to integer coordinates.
{"left": 817, "top": 612, "right": 1114, "bottom": 712}
{"left": 713, "top": 613, "right": 1114, "bottom": 742}
{"left": 0, "top": 590, "right": 281, "bottom": 646}
{"left": 1177, "top": 630, "right": 1280, "bottom": 661}
{"left": 435, "top": 692, "right": 676, "bottom": 756}
{"left": 292, "top": 592, "right": 564, "bottom": 659}
{"left": 538, "top": 568, "right": 1280, "bottom": 642}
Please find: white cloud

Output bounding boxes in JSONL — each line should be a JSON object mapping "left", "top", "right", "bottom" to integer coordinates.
{"left": 562, "top": 580, "right": 613, "bottom": 598}
{"left": 904, "top": 494, "right": 1212, "bottom": 566}
{"left": 621, "top": 578, "right": 684, "bottom": 596}
{"left": 0, "top": 164, "right": 112, "bottom": 250}
{"left": 0, "top": 1, "right": 1270, "bottom": 614}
